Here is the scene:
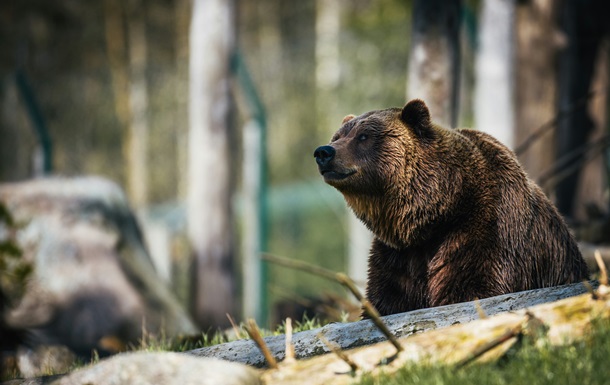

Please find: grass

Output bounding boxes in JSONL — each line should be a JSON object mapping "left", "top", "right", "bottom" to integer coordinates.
{"left": 358, "top": 318, "right": 610, "bottom": 385}
{"left": 127, "top": 314, "right": 325, "bottom": 353}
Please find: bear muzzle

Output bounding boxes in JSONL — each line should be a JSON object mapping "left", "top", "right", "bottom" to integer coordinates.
{"left": 314, "top": 145, "right": 335, "bottom": 167}
{"left": 314, "top": 145, "right": 356, "bottom": 183}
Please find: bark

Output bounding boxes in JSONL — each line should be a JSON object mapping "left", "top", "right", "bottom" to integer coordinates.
{"left": 407, "top": 0, "right": 461, "bottom": 128}
{"left": 188, "top": 282, "right": 593, "bottom": 367}
{"left": 188, "top": 0, "right": 237, "bottom": 329}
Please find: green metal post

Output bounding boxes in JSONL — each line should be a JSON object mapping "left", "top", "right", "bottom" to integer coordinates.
{"left": 15, "top": 70, "right": 53, "bottom": 174}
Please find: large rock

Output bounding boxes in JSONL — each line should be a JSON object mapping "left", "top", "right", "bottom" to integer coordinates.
{"left": 52, "top": 352, "right": 261, "bottom": 385}
{"left": 0, "top": 177, "right": 196, "bottom": 359}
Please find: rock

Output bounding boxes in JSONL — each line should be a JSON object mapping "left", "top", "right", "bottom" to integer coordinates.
{"left": 16, "top": 346, "right": 75, "bottom": 379}
{"left": 51, "top": 352, "right": 261, "bottom": 385}
{"left": 0, "top": 177, "right": 197, "bottom": 362}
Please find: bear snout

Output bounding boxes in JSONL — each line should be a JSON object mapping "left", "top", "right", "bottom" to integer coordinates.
{"left": 313, "top": 145, "right": 335, "bottom": 167}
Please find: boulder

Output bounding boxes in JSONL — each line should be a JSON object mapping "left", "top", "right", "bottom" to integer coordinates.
{"left": 0, "top": 177, "right": 196, "bottom": 362}
{"left": 51, "top": 352, "right": 260, "bottom": 385}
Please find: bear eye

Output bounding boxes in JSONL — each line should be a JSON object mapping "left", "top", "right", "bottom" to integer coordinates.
{"left": 358, "top": 134, "right": 368, "bottom": 141}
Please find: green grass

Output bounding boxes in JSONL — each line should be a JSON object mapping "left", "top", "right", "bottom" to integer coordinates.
{"left": 358, "top": 319, "right": 610, "bottom": 385}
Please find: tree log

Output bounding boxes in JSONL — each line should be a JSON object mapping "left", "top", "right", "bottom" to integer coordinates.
{"left": 188, "top": 282, "right": 594, "bottom": 367}
{"left": 262, "top": 282, "right": 609, "bottom": 385}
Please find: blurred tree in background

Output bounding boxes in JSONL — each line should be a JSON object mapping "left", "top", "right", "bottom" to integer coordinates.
{"left": 188, "top": 0, "right": 237, "bottom": 329}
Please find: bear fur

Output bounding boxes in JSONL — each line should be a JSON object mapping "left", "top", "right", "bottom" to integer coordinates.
{"left": 314, "top": 99, "right": 589, "bottom": 316}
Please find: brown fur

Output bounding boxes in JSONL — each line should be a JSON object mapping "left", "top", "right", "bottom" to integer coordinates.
{"left": 314, "top": 99, "right": 589, "bottom": 316}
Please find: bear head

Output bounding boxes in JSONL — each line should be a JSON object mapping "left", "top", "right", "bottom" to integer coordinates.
{"left": 313, "top": 99, "right": 433, "bottom": 194}
{"left": 313, "top": 99, "right": 447, "bottom": 247}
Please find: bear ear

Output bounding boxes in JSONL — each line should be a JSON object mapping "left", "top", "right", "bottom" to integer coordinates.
{"left": 342, "top": 114, "right": 356, "bottom": 125}
{"left": 400, "top": 99, "right": 432, "bottom": 138}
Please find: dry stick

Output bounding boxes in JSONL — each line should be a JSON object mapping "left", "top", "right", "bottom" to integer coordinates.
{"left": 594, "top": 250, "right": 608, "bottom": 286}
{"left": 317, "top": 332, "right": 360, "bottom": 374}
{"left": 455, "top": 322, "right": 523, "bottom": 369}
{"left": 539, "top": 137, "right": 610, "bottom": 189}
{"left": 474, "top": 298, "right": 487, "bottom": 319}
{"left": 263, "top": 254, "right": 403, "bottom": 353}
{"left": 336, "top": 273, "right": 404, "bottom": 354}
{"left": 244, "top": 319, "right": 278, "bottom": 369}
{"left": 226, "top": 313, "right": 243, "bottom": 339}
{"left": 285, "top": 318, "right": 296, "bottom": 364}
{"left": 262, "top": 253, "right": 338, "bottom": 281}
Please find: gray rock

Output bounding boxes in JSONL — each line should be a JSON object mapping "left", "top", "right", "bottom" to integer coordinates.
{"left": 0, "top": 177, "right": 196, "bottom": 359}
{"left": 17, "top": 345, "right": 76, "bottom": 379}
{"left": 51, "top": 352, "right": 261, "bottom": 385}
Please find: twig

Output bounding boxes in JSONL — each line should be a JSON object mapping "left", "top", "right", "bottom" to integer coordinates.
{"left": 317, "top": 332, "right": 359, "bottom": 374}
{"left": 515, "top": 88, "right": 601, "bottom": 156}
{"left": 335, "top": 273, "right": 403, "bottom": 353}
{"left": 594, "top": 250, "right": 608, "bottom": 286}
{"left": 244, "top": 319, "right": 278, "bottom": 369}
{"left": 593, "top": 251, "right": 610, "bottom": 297}
{"left": 226, "top": 313, "right": 243, "bottom": 339}
{"left": 284, "top": 318, "right": 296, "bottom": 364}
{"left": 262, "top": 253, "right": 338, "bottom": 281}
{"left": 474, "top": 298, "right": 487, "bottom": 319}
{"left": 264, "top": 254, "right": 403, "bottom": 353}
{"left": 538, "top": 136, "right": 610, "bottom": 189}
{"left": 455, "top": 323, "right": 523, "bottom": 369}
{"left": 582, "top": 280, "right": 598, "bottom": 300}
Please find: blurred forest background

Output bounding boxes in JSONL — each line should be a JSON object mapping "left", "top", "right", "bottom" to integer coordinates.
{"left": 1, "top": 0, "right": 610, "bottom": 332}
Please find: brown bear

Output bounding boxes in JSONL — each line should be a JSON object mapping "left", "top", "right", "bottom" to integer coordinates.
{"left": 313, "top": 99, "right": 589, "bottom": 316}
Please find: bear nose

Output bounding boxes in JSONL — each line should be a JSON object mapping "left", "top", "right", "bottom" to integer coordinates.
{"left": 314, "top": 145, "right": 335, "bottom": 167}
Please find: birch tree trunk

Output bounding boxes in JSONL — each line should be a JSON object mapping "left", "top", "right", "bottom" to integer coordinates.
{"left": 188, "top": 0, "right": 237, "bottom": 329}
{"left": 475, "top": 0, "right": 515, "bottom": 147}
{"left": 407, "top": 0, "right": 461, "bottom": 128}
{"left": 175, "top": 0, "right": 190, "bottom": 202}
{"left": 126, "top": 0, "right": 149, "bottom": 210}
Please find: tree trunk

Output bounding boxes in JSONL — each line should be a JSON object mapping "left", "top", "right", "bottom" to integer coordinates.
{"left": 188, "top": 0, "right": 237, "bottom": 329}
{"left": 475, "top": 0, "right": 515, "bottom": 147}
{"left": 555, "top": 0, "right": 608, "bottom": 218}
{"left": 514, "top": 0, "right": 559, "bottom": 181}
{"left": 175, "top": 0, "right": 190, "bottom": 202}
{"left": 407, "top": 0, "right": 461, "bottom": 128}
{"left": 0, "top": 80, "right": 30, "bottom": 182}
{"left": 126, "top": 0, "right": 149, "bottom": 210}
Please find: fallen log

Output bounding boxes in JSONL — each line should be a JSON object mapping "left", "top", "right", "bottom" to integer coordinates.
{"left": 262, "top": 282, "right": 610, "bottom": 385}
{"left": 188, "top": 281, "right": 594, "bottom": 367}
